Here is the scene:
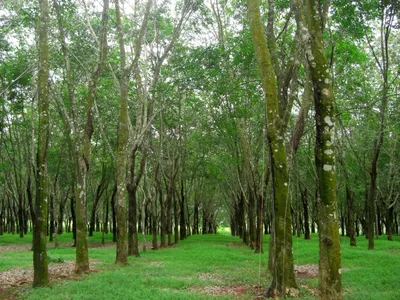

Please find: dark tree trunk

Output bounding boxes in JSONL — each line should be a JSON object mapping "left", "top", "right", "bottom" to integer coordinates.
{"left": 49, "top": 195, "right": 55, "bottom": 241}
{"left": 57, "top": 199, "right": 65, "bottom": 234}
{"left": 367, "top": 169, "right": 377, "bottom": 249}
{"left": 238, "top": 192, "right": 247, "bottom": 244}
{"left": 70, "top": 197, "right": 76, "bottom": 246}
{"left": 377, "top": 205, "right": 382, "bottom": 236}
{"left": 346, "top": 186, "right": 356, "bottom": 246}
{"left": 127, "top": 184, "right": 139, "bottom": 257}
{"left": 340, "top": 203, "right": 345, "bottom": 237}
{"left": 174, "top": 192, "right": 179, "bottom": 244}
{"left": 152, "top": 187, "right": 158, "bottom": 250}
{"left": 179, "top": 182, "right": 186, "bottom": 240}
{"left": 166, "top": 185, "right": 173, "bottom": 246}
{"left": 387, "top": 205, "right": 394, "bottom": 241}
{"left": 159, "top": 184, "right": 166, "bottom": 248}
{"left": 111, "top": 185, "right": 117, "bottom": 243}
{"left": 248, "top": 190, "right": 256, "bottom": 249}
{"left": 255, "top": 192, "right": 265, "bottom": 253}
{"left": 18, "top": 195, "right": 24, "bottom": 238}
{"left": 202, "top": 209, "right": 207, "bottom": 234}
{"left": 301, "top": 187, "right": 310, "bottom": 240}
{"left": 193, "top": 203, "right": 199, "bottom": 235}
{"left": 104, "top": 195, "right": 109, "bottom": 234}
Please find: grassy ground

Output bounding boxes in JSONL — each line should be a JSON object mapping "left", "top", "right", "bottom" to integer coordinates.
{"left": 0, "top": 232, "right": 399, "bottom": 299}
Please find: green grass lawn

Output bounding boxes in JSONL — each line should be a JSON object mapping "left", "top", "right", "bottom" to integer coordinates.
{"left": 1, "top": 232, "right": 399, "bottom": 299}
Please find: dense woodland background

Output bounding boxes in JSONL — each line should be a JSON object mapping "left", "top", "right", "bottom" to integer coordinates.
{"left": 0, "top": 0, "right": 399, "bottom": 297}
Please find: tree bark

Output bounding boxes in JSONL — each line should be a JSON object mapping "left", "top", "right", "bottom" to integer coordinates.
{"left": 114, "top": 0, "right": 129, "bottom": 265}
{"left": 247, "top": 0, "right": 298, "bottom": 296}
{"left": 301, "top": 187, "right": 311, "bottom": 240}
{"left": 298, "top": 0, "right": 343, "bottom": 297}
{"left": 33, "top": 0, "right": 50, "bottom": 287}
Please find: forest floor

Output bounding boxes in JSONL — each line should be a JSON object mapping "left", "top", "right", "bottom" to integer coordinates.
{"left": 1, "top": 232, "right": 400, "bottom": 299}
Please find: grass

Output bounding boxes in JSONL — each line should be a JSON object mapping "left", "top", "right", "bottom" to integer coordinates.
{"left": 1, "top": 231, "right": 400, "bottom": 299}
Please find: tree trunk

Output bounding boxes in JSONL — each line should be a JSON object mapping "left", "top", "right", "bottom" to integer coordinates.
{"left": 301, "top": 187, "right": 311, "bottom": 240}
{"left": 247, "top": 0, "right": 297, "bottom": 296}
{"left": 179, "top": 181, "right": 186, "bottom": 240}
{"left": 70, "top": 197, "right": 76, "bottom": 246}
{"left": 193, "top": 202, "right": 199, "bottom": 235}
{"left": 114, "top": 0, "right": 129, "bottom": 264}
{"left": 166, "top": 184, "right": 173, "bottom": 246}
{"left": 75, "top": 0, "right": 109, "bottom": 274}
{"left": 33, "top": 0, "right": 50, "bottom": 287}
{"left": 159, "top": 182, "right": 166, "bottom": 248}
{"left": 49, "top": 195, "right": 54, "bottom": 241}
{"left": 387, "top": 205, "right": 394, "bottom": 241}
{"left": 127, "top": 184, "right": 139, "bottom": 257}
{"left": 111, "top": 185, "right": 117, "bottom": 243}
{"left": 174, "top": 192, "right": 179, "bottom": 244}
{"left": 346, "top": 186, "right": 356, "bottom": 246}
{"left": 299, "top": 0, "right": 343, "bottom": 297}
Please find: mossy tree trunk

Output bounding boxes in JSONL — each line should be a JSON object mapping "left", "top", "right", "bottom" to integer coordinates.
{"left": 114, "top": 0, "right": 129, "bottom": 264}
{"left": 247, "top": 0, "right": 298, "bottom": 296}
{"left": 75, "top": 0, "right": 109, "bottom": 273}
{"left": 33, "top": 0, "right": 49, "bottom": 287}
{"left": 299, "top": 0, "right": 343, "bottom": 298}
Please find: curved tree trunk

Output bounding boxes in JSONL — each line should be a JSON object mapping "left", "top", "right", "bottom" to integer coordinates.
{"left": 247, "top": 0, "right": 297, "bottom": 296}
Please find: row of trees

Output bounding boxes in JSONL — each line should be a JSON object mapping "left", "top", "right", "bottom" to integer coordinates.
{"left": 1, "top": 0, "right": 399, "bottom": 298}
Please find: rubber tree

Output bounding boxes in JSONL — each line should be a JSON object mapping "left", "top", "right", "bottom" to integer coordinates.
{"left": 74, "top": 0, "right": 109, "bottom": 274}
{"left": 33, "top": 0, "right": 50, "bottom": 287}
{"left": 247, "top": 0, "right": 298, "bottom": 296}
{"left": 294, "top": 0, "right": 343, "bottom": 297}
{"left": 114, "top": 0, "right": 129, "bottom": 265}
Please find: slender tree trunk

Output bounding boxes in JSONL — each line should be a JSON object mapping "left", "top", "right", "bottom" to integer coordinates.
{"left": 159, "top": 182, "right": 166, "bottom": 247}
{"left": 33, "top": 0, "right": 50, "bottom": 286}
{"left": 346, "top": 186, "right": 356, "bottom": 246}
{"left": 301, "top": 187, "right": 311, "bottom": 240}
{"left": 127, "top": 185, "right": 139, "bottom": 257}
{"left": 49, "top": 195, "right": 54, "bottom": 241}
{"left": 387, "top": 205, "right": 394, "bottom": 241}
{"left": 166, "top": 185, "right": 173, "bottom": 246}
{"left": 179, "top": 181, "right": 186, "bottom": 240}
{"left": 174, "top": 192, "right": 179, "bottom": 244}
{"left": 151, "top": 186, "right": 158, "bottom": 250}
{"left": 247, "top": 0, "right": 298, "bottom": 295}
{"left": 193, "top": 202, "right": 199, "bottom": 235}
{"left": 75, "top": 0, "right": 109, "bottom": 274}
{"left": 111, "top": 185, "right": 117, "bottom": 243}
{"left": 114, "top": 0, "right": 130, "bottom": 264}
{"left": 18, "top": 195, "right": 24, "bottom": 238}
